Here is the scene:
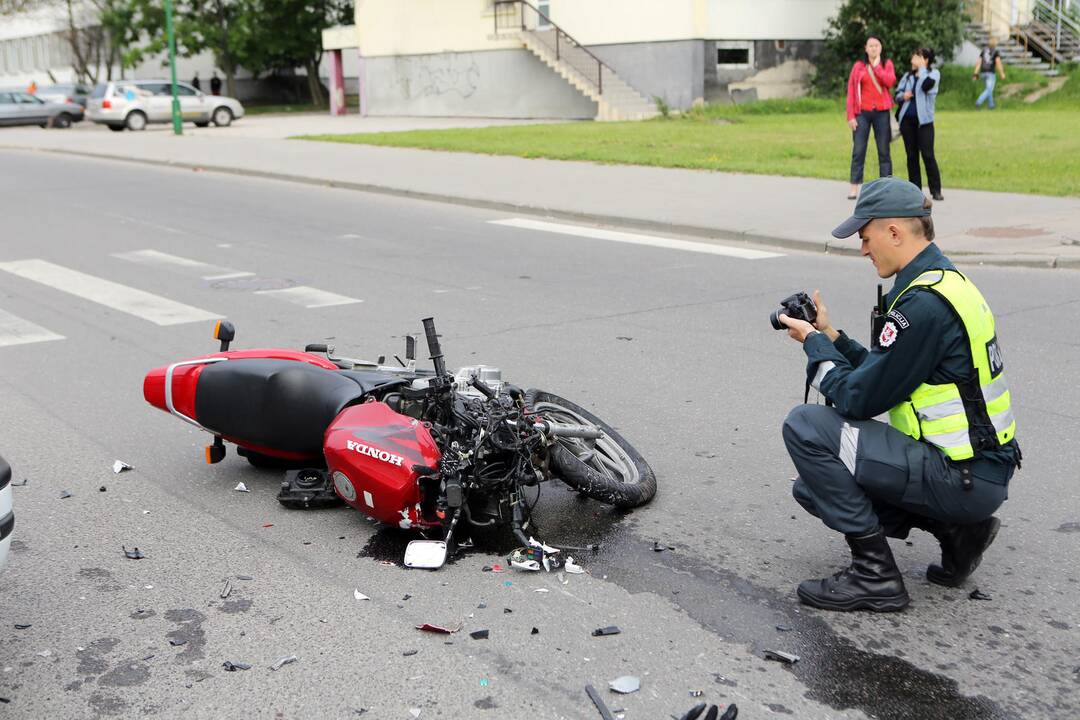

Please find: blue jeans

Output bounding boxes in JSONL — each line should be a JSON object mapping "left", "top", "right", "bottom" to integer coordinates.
{"left": 850, "top": 109, "right": 892, "bottom": 184}
{"left": 976, "top": 72, "right": 997, "bottom": 108}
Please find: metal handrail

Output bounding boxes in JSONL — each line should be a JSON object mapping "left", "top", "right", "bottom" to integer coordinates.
{"left": 493, "top": 0, "right": 614, "bottom": 95}
{"left": 967, "top": 0, "right": 1060, "bottom": 68}
{"left": 1033, "top": 0, "right": 1080, "bottom": 38}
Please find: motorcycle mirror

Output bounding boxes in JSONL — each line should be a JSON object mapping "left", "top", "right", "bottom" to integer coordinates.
{"left": 405, "top": 335, "right": 416, "bottom": 361}
{"left": 404, "top": 540, "right": 447, "bottom": 569}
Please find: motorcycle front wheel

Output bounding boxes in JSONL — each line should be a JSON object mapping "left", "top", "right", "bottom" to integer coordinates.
{"left": 525, "top": 389, "right": 657, "bottom": 509}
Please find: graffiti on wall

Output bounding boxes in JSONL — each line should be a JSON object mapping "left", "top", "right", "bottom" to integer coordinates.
{"left": 392, "top": 53, "right": 481, "bottom": 99}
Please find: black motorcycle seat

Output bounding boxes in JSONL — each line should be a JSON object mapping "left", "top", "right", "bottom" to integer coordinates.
{"left": 194, "top": 360, "right": 404, "bottom": 455}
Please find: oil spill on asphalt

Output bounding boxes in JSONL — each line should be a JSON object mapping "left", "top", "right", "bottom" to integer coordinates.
{"left": 529, "top": 496, "right": 1013, "bottom": 720}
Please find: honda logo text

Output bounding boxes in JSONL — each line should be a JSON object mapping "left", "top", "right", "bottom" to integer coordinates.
{"left": 346, "top": 440, "right": 404, "bottom": 467}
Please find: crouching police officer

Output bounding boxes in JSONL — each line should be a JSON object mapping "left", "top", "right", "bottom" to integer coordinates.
{"left": 778, "top": 177, "right": 1020, "bottom": 612}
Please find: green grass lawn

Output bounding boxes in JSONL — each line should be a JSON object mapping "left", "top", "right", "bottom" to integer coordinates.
{"left": 299, "top": 66, "right": 1080, "bottom": 197}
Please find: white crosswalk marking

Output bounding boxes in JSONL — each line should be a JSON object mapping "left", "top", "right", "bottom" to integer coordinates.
{"left": 111, "top": 249, "right": 254, "bottom": 280}
{"left": 253, "top": 286, "right": 362, "bottom": 309}
{"left": 0, "top": 259, "right": 220, "bottom": 326}
{"left": 489, "top": 218, "right": 785, "bottom": 260}
{"left": 0, "top": 308, "right": 64, "bottom": 348}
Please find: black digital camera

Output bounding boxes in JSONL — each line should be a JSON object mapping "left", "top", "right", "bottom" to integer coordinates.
{"left": 770, "top": 292, "right": 818, "bottom": 330}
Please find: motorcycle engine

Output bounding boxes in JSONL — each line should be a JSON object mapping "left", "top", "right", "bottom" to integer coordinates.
{"left": 453, "top": 365, "right": 503, "bottom": 399}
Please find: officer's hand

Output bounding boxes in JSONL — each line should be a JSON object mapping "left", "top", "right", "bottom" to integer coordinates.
{"left": 779, "top": 314, "right": 816, "bottom": 343}
{"left": 811, "top": 290, "right": 839, "bottom": 340}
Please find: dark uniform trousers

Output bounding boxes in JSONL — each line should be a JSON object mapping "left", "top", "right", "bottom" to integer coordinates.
{"left": 783, "top": 405, "right": 1010, "bottom": 537}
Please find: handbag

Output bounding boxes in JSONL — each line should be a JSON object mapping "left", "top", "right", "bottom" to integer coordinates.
{"left": 866, "top": 62, "right": 901, "bottom": 141}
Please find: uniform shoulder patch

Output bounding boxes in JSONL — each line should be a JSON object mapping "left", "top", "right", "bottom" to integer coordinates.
{"left": 886, "top": 309, "right": 910, "bottom": 329}
{"left": 879, "top": 320, "right": 900, "bottom": 348}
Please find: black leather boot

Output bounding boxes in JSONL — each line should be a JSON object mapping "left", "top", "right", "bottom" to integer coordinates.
{"left": 926, "top": 516, "right": 1000, "bottom": 587}
{"left": 797, "top": 528, "right": 910, "bottom": 612}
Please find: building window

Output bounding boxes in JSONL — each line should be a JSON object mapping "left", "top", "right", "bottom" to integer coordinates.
{"left": 716, "top": 43, "right": 753, "bottom": 68}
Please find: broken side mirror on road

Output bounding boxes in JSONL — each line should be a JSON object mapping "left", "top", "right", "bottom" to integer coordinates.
{"left": 404, "top": 540, "right": 447, "bottom": 569}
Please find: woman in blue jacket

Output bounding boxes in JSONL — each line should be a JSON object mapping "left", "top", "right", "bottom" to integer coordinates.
{"left": 895, "top": 48, "right": 943, "bottom": 200}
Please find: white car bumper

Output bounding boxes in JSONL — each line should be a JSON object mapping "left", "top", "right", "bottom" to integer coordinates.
{"left": 0, "top": 478, "right": 12, "bottom": 574}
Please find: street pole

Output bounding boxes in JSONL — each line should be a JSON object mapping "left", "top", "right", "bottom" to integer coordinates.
{"left": 165, "top": 0, "right": 182, "bottom": 136}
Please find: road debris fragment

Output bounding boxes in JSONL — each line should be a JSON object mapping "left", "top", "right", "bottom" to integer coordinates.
{"left": 409, "top": 710, "right": 422, "bottom": 719}
{"left": 689, "top": 690, "right": 704, "bottom": 697}
{"left": 59, "top": 490, "right": 73, "bottom": 499}
{"left": 402, "top": 649, "right": 419, "bottom": 657}
{"left": 565, "top": 557, "right": 585, "bottom": 574}
{"left": 469, "top": 629, "right": 490, "bottom": 640}
{"left": 11, "top": 478, "right": 28, "bottom": 487}
{"left": 608, "top": 676, "right": 640, "bottom": 694}
{"left": 13, "top": 624, "right": 31, "bottom": 630}
{"left": 653, "top": 541, "right": 665, "bottom": 552}
{"left": 220, "top": 580, "right": 233, "bottom": 599}
{"left": 416, "top": 623, "right": 462, "bottom": 635}
{"left": 122, "top": 546, "right": 146, "bottom": 560}
{"left": 775, "top": 625, "right": 793, "bottom": 632}
{"left": 270, "top": 655, "right": 298, "bottom": 671}
{"left": 353, "top": 589, "right": 370, "bottom": 601}
{"left": 222, "top": 661, "right": 251, "bottom": 671}
{"left": 531, "top": 627, "right": 539, "bottom": 635}
{"left": 169, "top": 639, "right": 187, "bottom": 647}
{"left": 592, "top": 626, "right": 621, "bottom": 637}
{"left": 585, "top": 684, "right": 616, "bottom": 720}
{"left": 99, "top": 486, "right": 107, "bottom": 492}
{"left": 234, "top": 482, "right": 250, "bottom": 493}
{"left": 764, "top": 649, "right": 799, "bottom": 664}
{"left": 113, "top": 460, "right": 132, "bottom": 474}
{"left": 969, "top": 588, "right": 992, "bottom": 601}
{"left": 534, "top": 588, "right": 549, "bottom": 593}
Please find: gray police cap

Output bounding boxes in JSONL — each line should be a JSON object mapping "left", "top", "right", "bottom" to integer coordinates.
{"left": 831, "top": 177, "right": 931, "bottom": 239}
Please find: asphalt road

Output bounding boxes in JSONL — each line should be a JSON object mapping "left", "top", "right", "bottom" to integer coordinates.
{"left": 0, "top": 150, "right": 1077, "bottom": 720}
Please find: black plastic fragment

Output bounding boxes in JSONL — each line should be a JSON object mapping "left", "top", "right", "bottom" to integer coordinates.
{"left": 503, "top": 608, "right": 512, "bottom": 614}
{"left": 653, "top": 541, "right": 664, "bottom": 552}
{"left": 531, "top": 627, "right": 539, "bottom": 635}
{"left": 222, "top": 661, "right": 251, "bottom": 671}
{"left": 585, "top": 684, "right": 615, "bottom": 720}
{"left": 969, "top": 588, "right": 992, "bottom": 601}
{"left": 470, "top": 629, "right": 490, "bottom": 640}
{"left": 122, "top": 546, "right": 145, "bottom": 560}
{"left": 679, "top": 702, "right": 708, "bottom": 720}
{"left": 169, "top": 639, "right": 187, "bottom": 647}
{"left": 591, "top": 626, "right": 621, "bottom": 637}
{"left": 402, "top": 649, "right": 419, "bottom": 657}
{"left": 13, "top": 624, "right": 31, "bottom": 630}
{"left": 59, "top": 490, "right": 72, "bottom": 499}
{"left": 775, "top": 624, "right": 792, "bottom": 632}
{"left": 99, "top": 486, "right": 107, "bottom": 492}
{"left": 11, "top": 478, "right": 27, "bottom": 487}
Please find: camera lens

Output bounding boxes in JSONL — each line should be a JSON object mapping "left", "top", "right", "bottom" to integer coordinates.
{"left": 770, "top": 309, "right": 784, "bottom": 330}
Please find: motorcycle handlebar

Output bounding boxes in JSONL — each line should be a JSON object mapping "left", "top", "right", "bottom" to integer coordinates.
{"left": 305, "top": 343, "right": 328, "bottom": 354}
{"left": 421, "top": 317, "right": 446, "bottom": 377}
{"left": 523, "top": 419, "right": 604, "bottom": 440}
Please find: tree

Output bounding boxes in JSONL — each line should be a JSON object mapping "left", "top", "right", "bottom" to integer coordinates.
{"left": 812, "top": 0, "right": 967, "bottom": 96}
{"left": 237, "top": 0, "right": 352, "bottom": 105}
{"left": 175, "top": 0, "right": 252, "bottom": 98}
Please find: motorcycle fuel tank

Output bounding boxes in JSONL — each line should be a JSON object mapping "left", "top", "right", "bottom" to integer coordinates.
{"left": 324, "top": 402, "right": 442, "bottom": 529}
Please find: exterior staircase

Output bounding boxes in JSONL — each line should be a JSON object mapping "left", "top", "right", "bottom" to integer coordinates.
{"left": 494, "top": 1, "right": 657, "bottom": 121}
{"left": 966, "top": 22, "right": 1058, "bottom": 75}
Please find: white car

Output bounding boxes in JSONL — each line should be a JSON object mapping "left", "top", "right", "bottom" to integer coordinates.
{"left": 87, "top": 79, "right": 245, "bottom": 132}
{"left": 0, "top": 456, "right": 12, "bottom": 574}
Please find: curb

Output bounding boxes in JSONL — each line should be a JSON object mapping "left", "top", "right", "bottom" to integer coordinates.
{"left": 7, "top": 144, "right": 1079, "bottom": 271}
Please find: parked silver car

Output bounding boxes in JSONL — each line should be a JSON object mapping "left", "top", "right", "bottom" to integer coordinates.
{"left": 0, "top": 90, "right": 84, "bottom": 128}
{"left": 36, "top": 82, "right": 92, "bottom": 107}
{"left": 87, "top": 80, "right": 244, "bottom": 131}
{"left": 0, "top": 456, "right": 13, "bottom": 574}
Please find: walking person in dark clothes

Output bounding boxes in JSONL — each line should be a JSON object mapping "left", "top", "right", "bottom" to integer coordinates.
{"left": 846, "top": 37, "right": 896, "bottom": 200}
{"left": 777, "top": 178, "right": 1020, "bottom": 612}
{"left": 210, "top": 72, "right": 222, "bottom": 96}
{"left": 896, "top": 48, "right": 943, "bottom": 201}
{"left": 192, "top": 73, "right": 201, "bottom": 92}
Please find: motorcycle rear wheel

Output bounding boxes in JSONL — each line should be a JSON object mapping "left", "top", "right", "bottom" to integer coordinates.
{"left": 525, "top": 389, "right": 656, "bottom": 509}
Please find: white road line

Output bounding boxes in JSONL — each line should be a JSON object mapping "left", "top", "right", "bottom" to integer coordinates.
{"left": 0, "top": 308, "right": 64, "bottom": 348}
{"left": 112, "top": 249, "right": 253, "bottom": 280}
{"left": 0, "top": 259, "right": 220, "bottom": 326}
{"left": 488, "top": 218, "right": 785, "bottom": 260}
{"left": 253, "top": 286, "right": 362, "bottom": 309}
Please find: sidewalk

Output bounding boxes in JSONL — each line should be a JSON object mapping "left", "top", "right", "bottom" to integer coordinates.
{"left": 3, "top": 116, "right": 1078, "bottom": 268}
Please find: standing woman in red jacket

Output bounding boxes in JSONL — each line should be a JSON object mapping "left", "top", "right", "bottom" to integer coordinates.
{"left": 846, "top": 37, "right": 896, "bottom": 199}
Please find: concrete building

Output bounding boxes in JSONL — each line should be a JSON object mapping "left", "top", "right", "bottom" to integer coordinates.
{"left": 323, "top": 0, "right": 846, "bottom": 120}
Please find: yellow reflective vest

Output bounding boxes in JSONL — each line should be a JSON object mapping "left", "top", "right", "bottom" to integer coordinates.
{"left": 887, "top": 269, "right": 1016, "bottom": 461}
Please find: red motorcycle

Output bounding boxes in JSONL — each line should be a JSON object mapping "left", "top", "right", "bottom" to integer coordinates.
{"left": 144, "top": 318, "right": 656, "bottom": 567}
